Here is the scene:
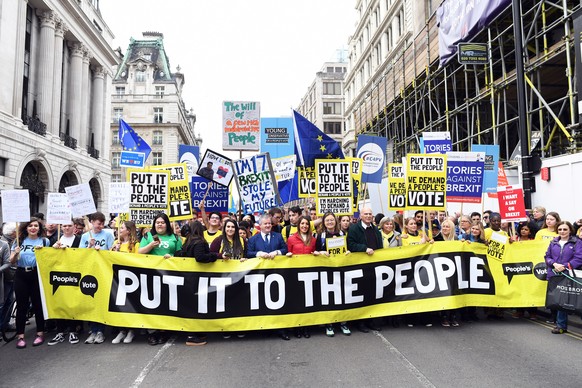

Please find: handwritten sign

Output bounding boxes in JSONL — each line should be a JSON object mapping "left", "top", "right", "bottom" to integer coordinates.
{"left": 1, "top": 189, "right": 30, "bottom": 222}
{"left": 233, "top": 153, "right": 280, "bottom": 214}
{"left": 272, "top": 155, "right": 297, "bottom": 182}
{"left": 108, "top": 182, "right": 131, "bottom": 214}
{"left": 65, "top": 183, "right": 96, "bottom": 217}
{"left": 222, "top": 101, "right": 260, "bottom": 151}
{"left": 47, "top": 193, "right": 72, "bottom": 224}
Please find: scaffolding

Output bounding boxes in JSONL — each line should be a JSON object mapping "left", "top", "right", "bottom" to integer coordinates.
{"left": 352, "top": 0, "right": 582, "bottom": 164}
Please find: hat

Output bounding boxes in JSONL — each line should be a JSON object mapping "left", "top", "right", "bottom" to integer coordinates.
{"left": 431, "top": 219, "right": 441, "bottom": 231}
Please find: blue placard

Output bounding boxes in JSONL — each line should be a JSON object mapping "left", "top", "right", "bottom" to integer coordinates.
{"left": 190, "top": 177, "right": 229, "bottom": 213}
{"left": 471, "top": 144, "right": 499, "bottom": 193}
{"left": 446, "top": 153, "right": 484, "bottom": 203}
{"left": 356, "top": 135, "right": 387, "bottom": 184}
{"left": 120, "top": 151, "right": 145, "bottom": 168}
{"left": 260, "top": 117, "right": 294, "bottom": 158}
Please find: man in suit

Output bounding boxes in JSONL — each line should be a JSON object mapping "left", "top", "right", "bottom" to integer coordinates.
{"left": 247, "top": 214, "right": 288, "bottom": 258}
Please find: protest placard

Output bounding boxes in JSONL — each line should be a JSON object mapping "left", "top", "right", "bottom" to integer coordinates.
{"left": 315, "top": 160, "right": 352, "bottom": 216}
{"left": 65, "top": 183, "right": 96, "bottom": 217}
{"left": 446, "top": 152, "right": 485, "bottom": 203}
{"left": 298, "top": 167, "right": 316, "bottom": 198}
{"left": 108, "top": 182, "right": 131, "bottom": 214}
{"left": 47, "top": 193, "right": 72, "bottom": 224}
{"left": 348, "top": 158, "right": 363, "bottom": 212}
{"left": 472, "top": 144, "right": 499, "bottom": 193}
{"left": 497, "top": 185, "right": 528, "bottom": 222}
{"left": 190, "top": 178, "right": 229, "bottom": 213}
{"left": 272, "top": 155, "right": 296, "bottom": 182}
{"left": 127, "top": 169, "right": 170, "bottom": 227}
{"left": 1, "top": 189, "right": 30, "bottom": 222}
{"left": 487, "top": 231, "right": 508, "bottom": 262}
{"left": 406, "top": 154, "right": 447, "bottom": 210}
{"left": 422, "top": 131, "right": 452, "bottom": 154}
{"left": 151, "top": 163, "right": 192, "bottom": 221}
{"left": 197, "top": 149, "right": 234, "bottom": 187}
{"left": 233, "top": 153, "right": 280, "bottom": 214}
{"left": 326, "top": 235, "right": 347, "bottom": 255}
{"left": 388, "top": 163, "right": 406, "bottom": 210}
{"left": 222, "top": 101, "right": 260, "bottom": 151}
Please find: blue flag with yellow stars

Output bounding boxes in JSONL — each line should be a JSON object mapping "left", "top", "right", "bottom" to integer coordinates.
{"left": 118, "top": 119, "right": 152, "bottom": 160}
{"left": 293, "top": 110, "right": 343, "bottom": 167}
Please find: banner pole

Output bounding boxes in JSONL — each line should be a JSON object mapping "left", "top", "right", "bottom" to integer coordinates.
{"left": 16, "top": 222, "right": 19, "bottom": 246}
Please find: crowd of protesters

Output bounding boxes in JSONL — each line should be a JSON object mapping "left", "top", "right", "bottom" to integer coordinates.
{"left": 1, "top": 202, "right": 581, "bottom": 349}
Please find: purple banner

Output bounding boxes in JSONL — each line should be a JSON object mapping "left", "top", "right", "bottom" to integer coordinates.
{"left": 437, "top": 0, "right": 511, "bottom": 66}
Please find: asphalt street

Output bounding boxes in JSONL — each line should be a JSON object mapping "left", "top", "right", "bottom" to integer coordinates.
{"left": 1, "top": 313, "right": 581, "bottom": 387}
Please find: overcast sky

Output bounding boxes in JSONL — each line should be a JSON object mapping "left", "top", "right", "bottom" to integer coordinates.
{"left": 100, "top": 1, "right": 356, "bottom": 157}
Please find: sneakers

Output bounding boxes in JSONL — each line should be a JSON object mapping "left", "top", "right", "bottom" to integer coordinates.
{"left": 551, "top": 327, "right": 567, "bottom": 334}
{"left": 48, "top": 333, "right": 65, "bottom": 346}
{"left": 340, "top": 323, "right": 351, "bottom": 336}
{"left": 123, "top": 330, "right": 135, "bottom": 344}
{"left": 186, "top": 335, "right": 207, "bottom": 346}
{"left": 32, "top": 335, "right": 44, "bottom": 346}
{"left": 16, "top": 338, "right": 26, "bottom": 349}
{"left": 69, "top": 332, "right": 79, "bottom": 344}
{"left": 236, "top": 333, "right": 246, "bottom": 338}
{"left": 148, "top": 334, "right": 159, "bottom": 345}
{"left": 441, "top": 320, "right": 450, "bottom": 327}
{"left": 112, "top": 331, "right": 127, "bottom": 344}
{"left": 94, "top": 331, "right": 105, "bottom": 344}
{"left": 85, "top": 332, "right": 96, "bottom": 344}
{"left": 325, "top": 325, "right": 335, "bottom": 337}
{"left": 222, "top": 333, "right": 232, "bottom": 339}
{"left": 451, "top": 320, "right": 460, "bottom": 327}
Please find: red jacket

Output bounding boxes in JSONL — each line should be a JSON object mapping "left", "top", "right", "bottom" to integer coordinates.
{"left": 287, "top": 233, "right": 316, "bottom": 254}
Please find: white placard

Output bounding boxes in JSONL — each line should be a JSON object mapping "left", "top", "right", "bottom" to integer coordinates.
{"left": 1, "top": 189, "right": 30, "bottom": 222}
{"left": 65, "top": 183, "right": 96, "bottom": 217}
{"left": 490, "top": 231, "right": 508, "bottom": 245}
{"left": 109, "top": 182, "right": 131, "bottom": 214}
{"left": 46, "top": 193, "right": 72, "bottom": 224}
{"left": 272, "top": 155, "right": 296, "bottom": 182}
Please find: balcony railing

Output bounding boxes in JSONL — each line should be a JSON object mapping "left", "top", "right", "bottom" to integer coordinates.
{"left": 87, "top": 146, "right": 100, "bottom": 159}
{"left": 24, "top": 116, "right": 47, "bottom": 136}
{"left": 59, "top": 133, "right": 77, "bottom": 149}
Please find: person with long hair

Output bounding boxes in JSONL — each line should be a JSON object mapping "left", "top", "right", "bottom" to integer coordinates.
{"left": 138, "top": 213, "right": 182, "bottom": 258}
{"left": 315, "top": 212, "right": 351, "bottom": 337}
{"left": 9, "top": 218, "right": 49, "bottom": 349}
{"left": 544, "top": 221, "right": 582, "bottom": 334}
{"left": 110, "top": 221, "right": 140, "bottom": 344}
{"left": 437, "top": 219, "right": 457, "bottom": 241}
{"left": 210, "top": 219, "right": 247, "bottom": 260}
{"left": 339, "top": 215, "right": 351, "bottom": 235}
{"left": 401, "top": 217, "right": 429, "bottom": 246}
{"left": 378, "top": 216, "right": 402, "bottom": 248}
{"left": 512, "top": 221, "right": 538, "bottom": 242}
{"left": 532, "top": 206, "right": 546, "bottom": 230}
{"left": 461, "top": 222, "right": 486, "bottom": 244}
{"left": 535, "top": 211, "right": 561, "bottom": 240}
{"left": 175, "top": 221, "right": 218, "bottom": 345}
{"left": 286, "top": 216, "right": 316, "bottom": 255}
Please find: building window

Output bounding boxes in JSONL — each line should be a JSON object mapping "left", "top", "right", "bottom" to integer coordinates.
{"left": 323, "top": 102, "right": 342, "bottom": 115}
{"left": 335, "top": 67, "right": 344, "bottom": 73}
{"left": 152, "top": 152, "right": 163, "bottom": 166}
{"left": 22, "top": 5, "right": 33, "bottom": 121}
{"left": 323, "top": 82, "right": 341, "bottom": 95}
{"left": 112, "top": 131, "right": 119, "bottom": 145}
{"left": 112, "top": 152, "right": 121, "bottom": 169}
{"left": 115, "top": 86, "right": 125, "bottom": 99}
{"left": 113, "top": 108, "right": 123, "bottom": 123}
{"left": 324, "top": 122, "right": 342, "bottom": 135}
{"left": 0, "top": 157, "right": 6, "bottom": 176}
{"left": 111, "top": 174, "right": 122, "bottom": 183}
{"left": 327, "top": 67, "right": 334, "bottom": 72}
{"left": 154, "top": 107, "right": 163, "bottom": 123}
{"left": 155, "top": 86, "right": 165, "bottom": 99}
{"left": 153, "top": 130, "right": 163, "bottom": 145}
{"left": 135, "top": 70, "right": 146, "bottom": 82}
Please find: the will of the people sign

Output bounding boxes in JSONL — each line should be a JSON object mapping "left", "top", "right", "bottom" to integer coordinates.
{"left": 222, "top": 101, "right": 260, "bottom": 151}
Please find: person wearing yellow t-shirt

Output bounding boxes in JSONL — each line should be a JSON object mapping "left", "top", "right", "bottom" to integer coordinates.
{"left": 535, "top": 211, "right": 561, "bottom": 240}
{"left": 401, "top": 217, "right": 429, "bottom": 246}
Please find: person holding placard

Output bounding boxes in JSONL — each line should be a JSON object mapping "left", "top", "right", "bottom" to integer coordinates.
{"left": 110, "top": 221, "right": 140, "bottom": 344}
{"left": 210, "top": 219, "right": 247, "bottom": 261}
{"left": 9, "top": 218, "right": 50, "bottom": 349}
{"left": 47, "top": 222, "right": 82, "bottom": 346}
{"left": 315, "top": 212, "right": 351, "bottom": 337}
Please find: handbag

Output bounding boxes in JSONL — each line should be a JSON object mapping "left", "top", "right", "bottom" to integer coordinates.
{"left": 545, "top": 268, "right": 582, "bottom": 314}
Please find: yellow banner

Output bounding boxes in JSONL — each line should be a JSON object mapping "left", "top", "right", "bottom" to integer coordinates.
{"left": 37, "top": 240, "right": 550, "bottom": 332}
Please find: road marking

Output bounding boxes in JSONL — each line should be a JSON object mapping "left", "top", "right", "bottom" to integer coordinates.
{"left": 528, "top": 319, "right": 582, "bottom": 341}
{"left": 130, "top": 336, "right": 175, "bottom": 387}
{"left": 374, "top": 331, "right": 436, "bottom": 388}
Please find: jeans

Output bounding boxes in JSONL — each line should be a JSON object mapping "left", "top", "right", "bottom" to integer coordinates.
{"left": 556, "top": 310, "right": 568, "bottom": 329}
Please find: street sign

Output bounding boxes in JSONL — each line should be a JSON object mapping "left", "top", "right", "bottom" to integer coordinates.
{"left": 457, "top": 42, "right": 488, "bottom": 64}
{"left": 120, "top": 151, "right": 146, "bottom": 168}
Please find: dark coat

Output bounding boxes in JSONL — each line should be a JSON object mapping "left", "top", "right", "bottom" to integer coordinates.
{"left": 347, "top": 222, "right": 382, "bottom": 252}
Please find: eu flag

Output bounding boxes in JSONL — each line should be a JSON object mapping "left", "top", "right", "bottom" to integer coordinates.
{"left": 119, "top": 119, "right": 152, "bottom": 160}
{"left": 293, "top": 110, "right": 343, "bottom": 167}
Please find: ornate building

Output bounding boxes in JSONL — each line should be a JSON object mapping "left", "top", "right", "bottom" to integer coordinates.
{"left": 109, "top": 32, "right": 200, "bottom": 183}
{"left": 0, "top": 0, "right": 119, "bottom": 219}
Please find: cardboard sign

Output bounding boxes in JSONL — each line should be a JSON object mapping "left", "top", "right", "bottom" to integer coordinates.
{"left": 197, "top": 149, "right": 234, "bottom": 187}
{"left": 406, "top": 154, "right": 447, "bottom": 210}
{"left": 65, "top": 183, "right": 96, "bottom": 217}
{"left": 151, "top": 163, "right": 192, "bottom": 221}
{"left": 1, "top": 189, "right": 30, "bottom": 222}
{"left": 446, "top": 152, "right": 485, "bottom": 203}
{"left": 422, "top": 132, "right": 452, "bottom": 154}
{"left": 233, "top": 153, "right": 280, "bottom": 214}
{"left": 127, "top": 169, "right": 170, "bottom": 227}
{"left": 298, "top": 167, "right": 316, "bottom": 198}
{"left": 272, "top": 155, "right": 297, "bottom": 182}
{"left": 497, "top": 185, "right": 528, "bottom": 222}
{"left": 108, "top": 182, "right": 131, "bottom": 214}
{"left": 326, "top": 236, "right": 347, "bottom": 255}
{"left": 222, "top": 101, "right": 260, "bottom": 151}
{"left": 388, "top": 163, "right": 406, "bottom": 211}
{"left": 47, "top": 193, "right": 72, "bottom": 224}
